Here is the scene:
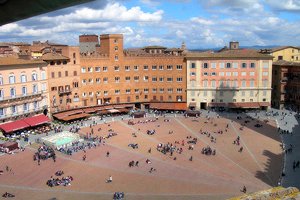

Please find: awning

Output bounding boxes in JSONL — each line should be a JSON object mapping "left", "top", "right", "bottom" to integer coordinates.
{"left": 259, "top": 102, "right": 270, "bottom": 107}
{"left": 61, "top": 113, "right": 90, "bottom": 121}
{"left": 150, "top": 102, "right": 187, "bottom": 110}
{"left": 108, "top": 109, "right": 120, "bottom": 114}
{"left": 189, "top": 102, "right": 197, "bottom": 107}
{"left": 228, "top": 103, "right": 240, "bottom": 108}
{"left": 83, "top": 107, "right": 95, "bottom": 113}
{"left": 208, "top": 102, "right": 227, "bottom": 107}
{"left": 0, "top": 120, "right": 30, "bottom": 133}
{"left": 23, "top": 114, "right": 50, "bottom": 127}
{"left": 98, "top": 110, "right": 109, "bottom": 115}
{"left": 118, "top": 108, "right": 129, "bottom": 113}
{"left": 238, "top": 102, "right": 260, "bottom": 108}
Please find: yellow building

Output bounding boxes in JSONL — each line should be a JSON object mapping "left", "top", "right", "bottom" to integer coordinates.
{"left": 270, "top": 46, "right": 300, "bottom": 62}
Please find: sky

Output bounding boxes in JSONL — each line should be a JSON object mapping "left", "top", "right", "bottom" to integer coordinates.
{"left": 0, "top": 0, "right": 300, "bottom": 49}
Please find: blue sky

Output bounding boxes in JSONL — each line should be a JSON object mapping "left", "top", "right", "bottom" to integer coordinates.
{"left": 0, "top": 0, "right": 300, "bottom": 49}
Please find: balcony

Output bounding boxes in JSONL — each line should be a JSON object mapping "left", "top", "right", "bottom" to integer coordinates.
{"left": 0, "top": 107, "right": 44, "bottom": 119}
{"left": 0, "top": 91, "right": 43, "bottom": 103}
{"left": 58, "top": 89, "right": 72, "bottom": 95}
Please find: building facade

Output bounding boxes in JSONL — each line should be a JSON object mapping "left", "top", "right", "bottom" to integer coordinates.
{"left": 186, "top": 43, "right": 273, "bottom": 110}
{"left": 0, "top": 57, "right": 48, "bottom": 122}
{"left": 270, "top": 46, "right": 300, "bottom": 62}
{"left": 79, "top": 34, "right": 187, "bottom": 109}
{"left": 272, "top": 60, "right": 300, "bottom": 110}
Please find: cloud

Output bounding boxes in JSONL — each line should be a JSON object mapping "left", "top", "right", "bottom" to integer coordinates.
{"left": 40, "top": 3, "right": 163, "bottom": 23}
{"left": 265, "top": 0, "right": 300, "bottom": 11}
{"left": 190, "top": 17, "right": 214, "bottom": 25}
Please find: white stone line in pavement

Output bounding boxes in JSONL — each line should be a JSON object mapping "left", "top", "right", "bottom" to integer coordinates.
{"left": 229, "top": 120, "right": 275, "bottom": 186}
{"left": 174, "top": 117, "right": 257, "bottom": 179}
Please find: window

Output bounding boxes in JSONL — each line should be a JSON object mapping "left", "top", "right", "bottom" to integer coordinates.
{"left": 241, "top": 80, "right": 246, "bottom": 87}
{"left": 159, "top": 65, "right": 164, "bottom": 70}
{"left": 203, "top": 72, "right": 208, "bottom": 76}
{"left": 226, "top": 72, "right": 231, "bottom": 76}
{"left": 21, "top": 74, "right": 27, "bottom": 83}
{"left": 152, "top": 77, "right": 157, "bottom": 82}
{"left": 81, "top": 67, "right": 86, "bottom": 73}
{"left": 134, "top": 76, "right": 139, "bottom": 82}
{"left": 126, "top": 89, "right": 131, "bottom": 94}
{"left": 263, "top": 72, "right": 269, "bottom": 76}
{"left": 220, "top": 91, "right": 224, "bottom": 96}
{"left": 88, "top": 92, "right": 93, "bottom": 97}
{"left": 241, "top": 72, "right": 246, "bottom": 76}
{"left": 177, "top": 65, "right": 182, "bottom": 70}
{"left": 159, "top": 77, "right": 164, "bottom": 82}
{"left": 72, "top": 71, "right": 77, "bottom": 76}
{"left": 104, "top": 77, "right": 108, "bottom": 83}
{"left": 263, "top": 62, "right": 269, "bottom": 69}
{"left": 241, "top": 91, "right": 245, "bottom": 96}
{"left": 177, "top": 77, "right": 183, "bottom": 82}
{"left": 144, "top": 76, "right": 149, "bottom": 82}
{"left": 250, "top": 79, "right": 255, "bottom": 87}
{"left": 250, "top": 72, "right": 255, "bottom": 76}
{"left": 177, "top": 88, "right": 183, "bottom": 93}
{"left": 233, "top": 62, "right": 238, "bottom": 69}
{"left": 219, "top": 62, "right": 225, "bottom": 69}
{"left": 211, "top": 80, "right": 216, "bottom": 87}
{"left": 134, "top": 65, "right": 138, "bottom": 71}
{"left": 232, "top": 80, "right": 238, "bottom": 88}
{"left": 33, "top": 101, "right": 38, "bottom": 110}
{"left": 82, "top": 79, "right": 87, "bottom": 84}
{"left": 219, "top": 72, "right": 224, "bottom": 76}
{"left": 114, "top": 39, "right": 118, "bottom": 44}
{"left": 250, "top": 63, "right": 255, "bottom": 68}
{"left": 250, "top": 90, "right": 254, "bottom": 97}
{"left": 263, "top": 79, "right": 268, "bottom": 87}
{"left": 226, "top": 80, "right": 230, "bottom": 87}
{"left": 0, "top": 89, "right": 3, "bottom": 99}
{"left": 152, "top": 65, "right": 157, "bottom": 70}
{"left": 88, "top": 78, "right": 93, "bottom": 84}
{"left": 0, "top": 76, "right": 3, "bottom": 85}
{"left": 167, "top": 65, "right": 173, "bottom": 70}
{"left": 152, "top": 88, "right": 157, "bottom": 93}
{"left": 144, "top": 65, "right": 148, "bottom": 70}
{"left": 41, "top": 71, "right": 46, "bottom": 80}
{"left": 125, "top": 66, "right": 130, "bottom": 71}
{"left": 241, "top": 63, "right": 247, "bottom": 68}
{"left": 135, "top": 89, "right": 139, "bottom": 93}
{"left": 167, "top": 77, "right": 173, "bottom": 82}
{"left": 211, "top": 72, "right": 216, "bottom": 76}
{"left": 58, "top": 72, "right": 61, "bottom": 78}
{"left": 114, "top": 55, "right": 118, "bottom": 61}
{"left": 203, "top": 91, "right": 207, "bottom": 96}
{"left": 191, "top": 72, "right": 196, "bottom": 76}
{"left": 159, "top": 88, "right": 164, "bottom": 93}
{"left": 219, "top": 80, "right": 224, "bottom": 87}
{"left": 23, "top": 103, "right": 29, "bottom": 112}
{"left": 103, "top": 66, "right": 108, "bottom": 72}
{"left": 191, "top": 80, "right": 196, "bottom": 87}
{"left": 115, "top": 77, "right": 120, "bottom": 83}
{"left": 263, "top": 90, "right": 267, "bottom": 96}
{"left": 233, "top": 72, "right": 238, "bottom": 76}
{"left": 115, "top": 90, "right": 120, "bottom": 94}
{"left": 278, "top": 56, "right": 283, "bottom": 60}
{"left": 96, "top": 91, "right": 101, "bottom": 96}
{"left": 104, "top": 91, "right": 108, "bottom": 96}
{"left": 115, "top": 46, "right": 118, "bottom": 51}
{"left": 88, "top": 67, "right": 93, "bottom": 72}
{"left": 226, "top": 63, "right": 231, "bottom": 68}
{"left": 96, "top": 78, "right": 101, "bottom": 84}
{"left": 32, "top": 72, "right": 38, "bottom": 81}
{"left": 191, "top": 63, "right": 196, "bottom": 69}
{"left": 41, "top": 83, "right": 46, "bottom": 91}
{"left": 211, "top": 63, "right": 216, "bottom": 69}
{"left": 144, "top": 88, "right": 149, "bottom": 93}
{"left": 114, "top": 66, "right": 120, "bottom": 71}
{"left": 95, "top": 67, "right": 101, "bottom": 72}
{"left": 0, "top": 108, "right": 4, "bottom": 116}
{"left": 167, "top": 88, "right": 173, "bottom": 93}
{"left": 82, "top": 92, "right": 86, "bottom": 97}
{"left": 22, "top": 86, "right": 27, "bottom": 96}
{"left": 33, "top": 84, "right": 38, "bottom": 93}
{"left": 9, "top": 74, "right": 15, "bottom": 84}
{"left": 65, "top": 71, "right": 68, "bottom": 77}
{"left": 203, "top": 80, "right": 208, "bottom": 87}
{"left": 203, "top": 63, "right": 208, "bottom": 68}
{"left": 11, "top": 105, "right": 17, "bottom": 114}
{"left": 10, "top": 87, "right": 16, "bottom": 97}
{"left": 125, "top": 76, "right": 130, "bottom": 82}
{"left": 73, "top": 82, "right": 79, "bottom": 88}
{"left": 136, "top": 95, "right": 139, "bottom": 100}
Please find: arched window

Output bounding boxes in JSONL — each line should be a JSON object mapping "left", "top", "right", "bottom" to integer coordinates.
{"left": 9, "top": 73, "right": 15, "bottom": 84}
{"left": 32, "top": 72, "right": 38, "bottom": 81}
{"left": 41, "top": 71, "right": 46, "bottom": 80}
{"left": 20, "top": 73, "right": 27, "bottom": 83}
{"left": 10, "top": 87, "right": 16, "bottom": 97}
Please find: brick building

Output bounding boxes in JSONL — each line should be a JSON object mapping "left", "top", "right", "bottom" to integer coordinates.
{"left": 79, "top": 34, "right": 187, "bottom": 110}
{"left": 186, "top": 42, "right": 273, "bottom": 110}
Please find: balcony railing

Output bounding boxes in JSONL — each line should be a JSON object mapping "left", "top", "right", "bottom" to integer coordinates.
{"left": 0, "top": 107, "right": 44, "bottom": 119}
{"left": 0, "top": 91, "right": 43, "bottom": 102}
{"left": 58, "top": 89, "right": 71, "bottom": 95}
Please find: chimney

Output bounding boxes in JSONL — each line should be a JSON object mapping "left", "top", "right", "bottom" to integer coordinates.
{"left": 229, "top": 41, "right": 239, "bottom": 50}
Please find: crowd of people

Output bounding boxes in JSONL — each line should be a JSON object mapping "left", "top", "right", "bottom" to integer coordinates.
{"left": 46, "top": 171, "right": 73, "bottom": 187}
{"left": 34, "top": 145, "right": 56, "bottom": 165}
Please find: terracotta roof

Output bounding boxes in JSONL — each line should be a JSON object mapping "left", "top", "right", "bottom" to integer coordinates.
{"left": 0, "top": 57, "right": 46, "bottom": 66}
{"left": 270, "top": 46, "right": 300, "bottom": 53}
{"left": 143, "top": 46, "right": 167, "bottom": 49}
{"left": 186, "top": 49, "right": 273, "bottom": 59}
{"left": 165, "top": 48, "right": 183, "bottom": 52}
{"left": 42, "top": 52, "right": 70, "bottom": 61}
{"left": 273, "top": 60, "right": 300, "bottom": 67}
